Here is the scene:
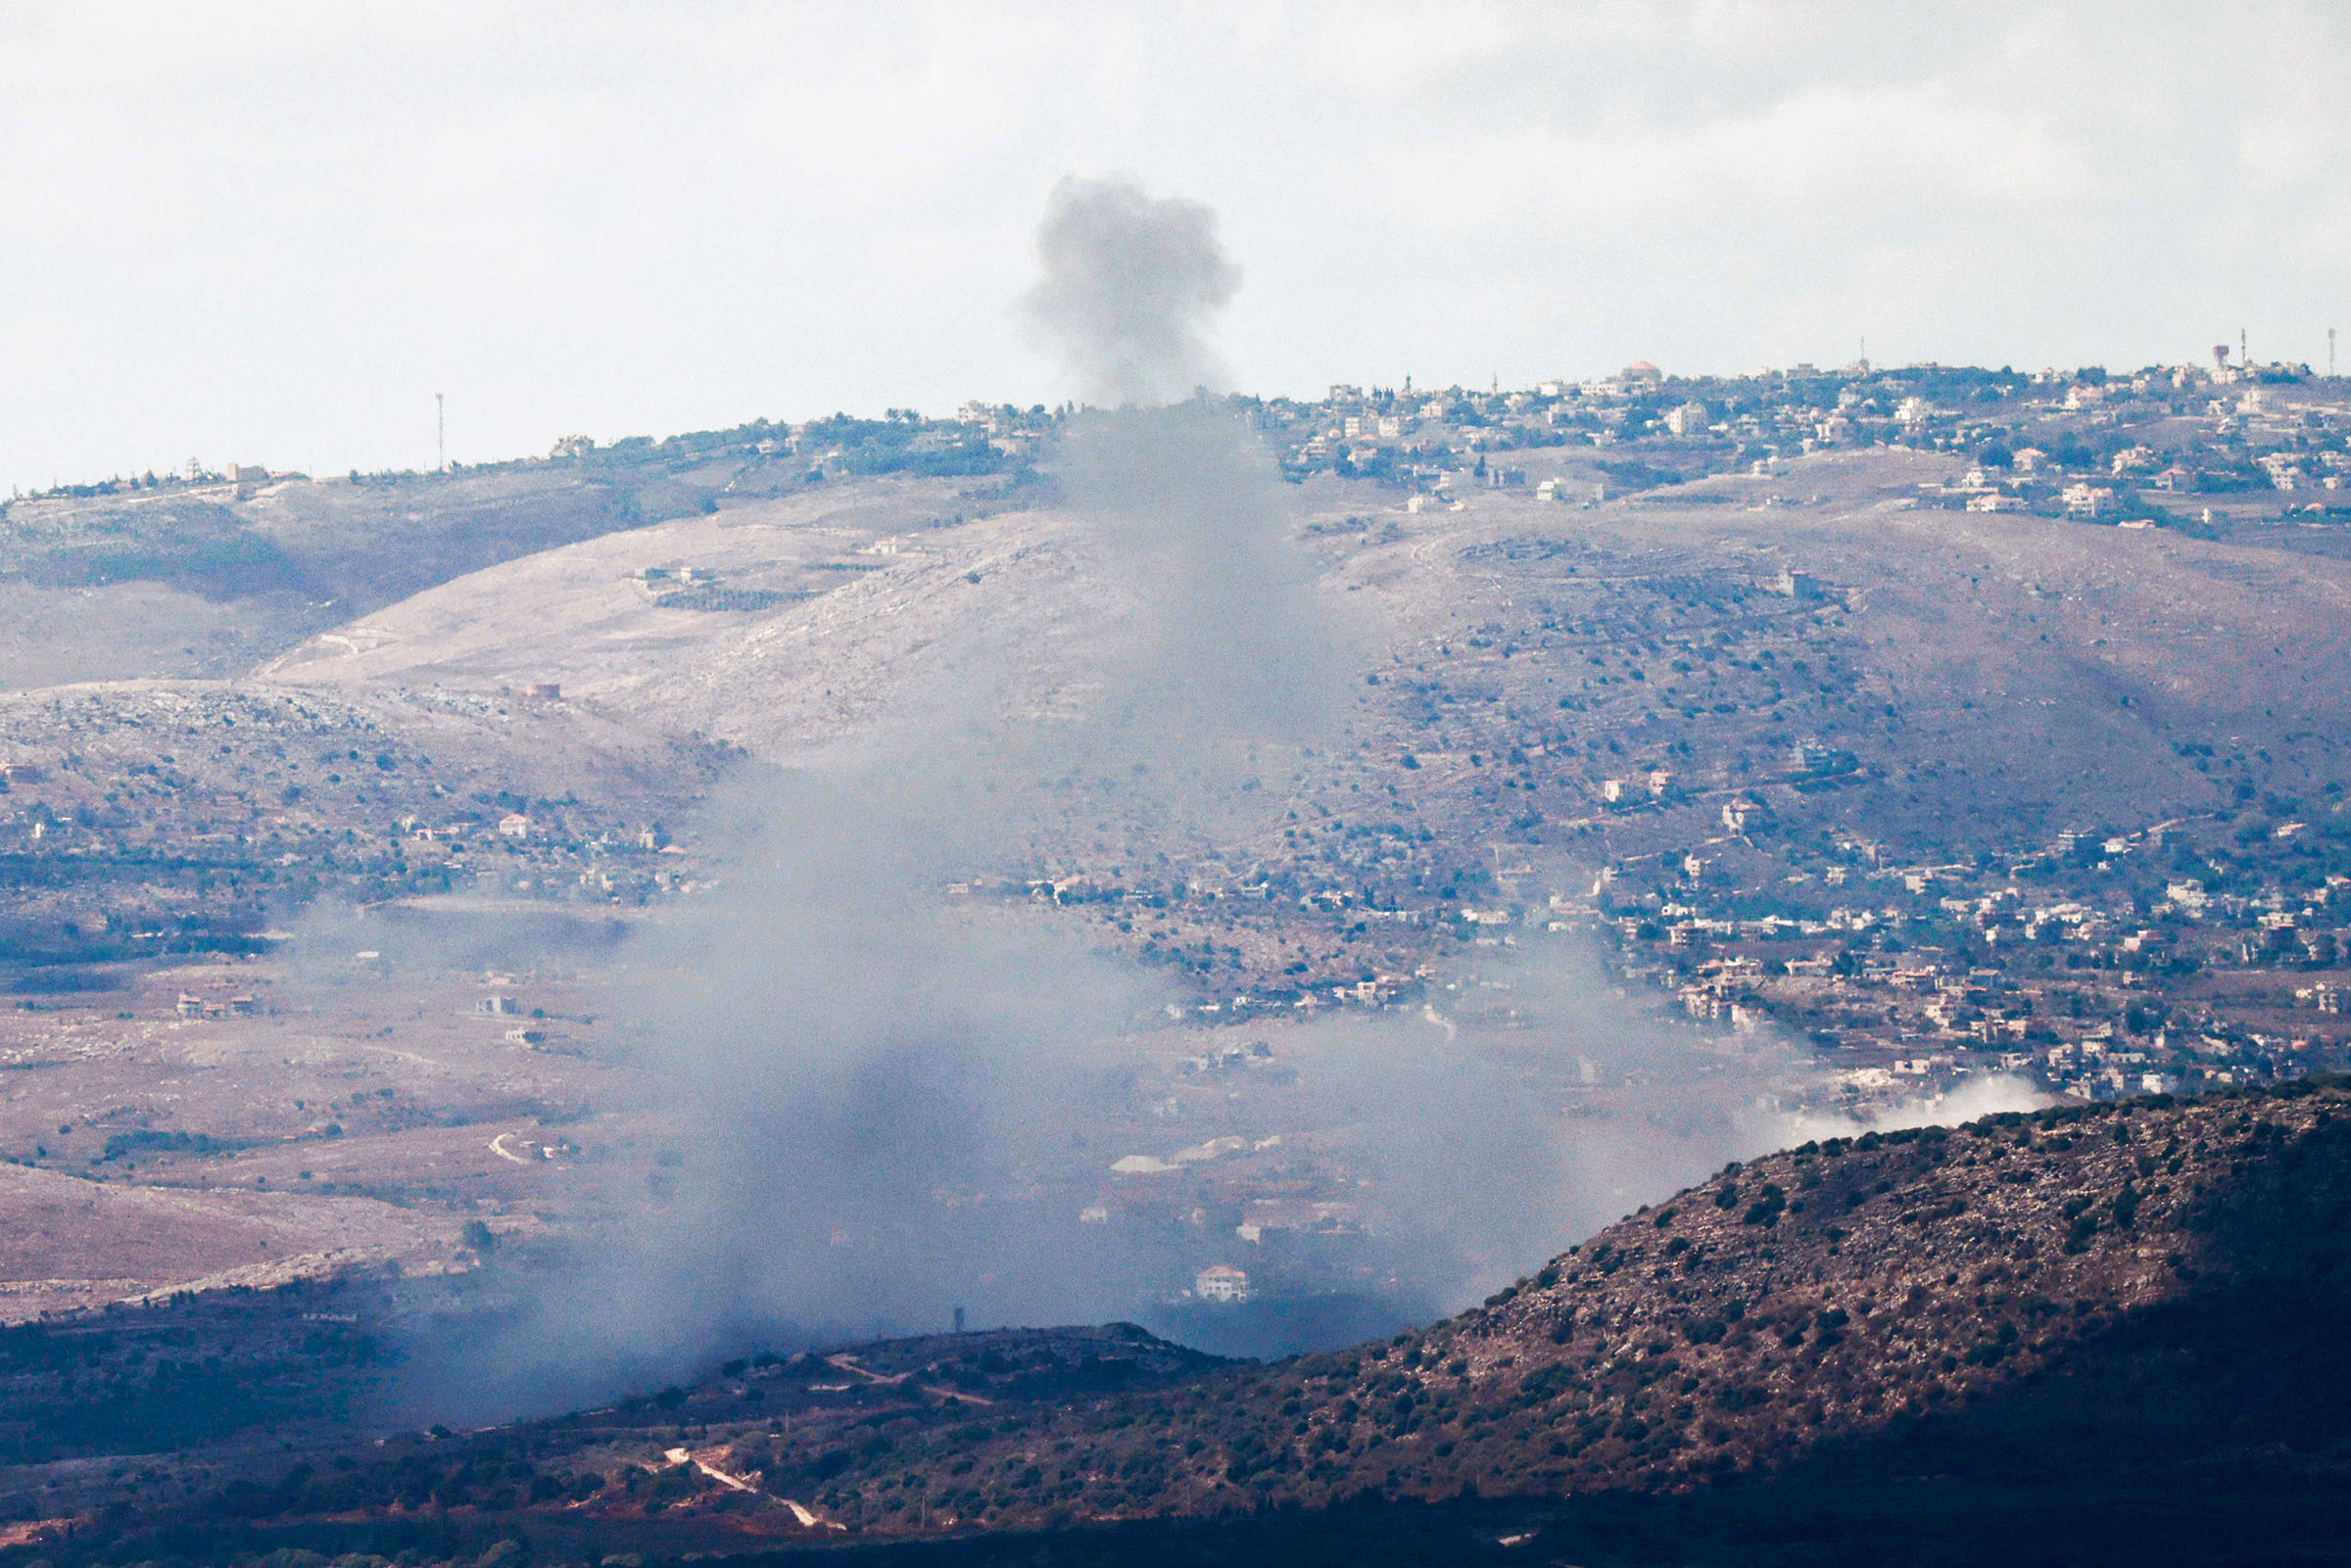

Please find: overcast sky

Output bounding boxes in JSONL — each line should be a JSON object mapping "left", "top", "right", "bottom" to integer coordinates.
{"left": 2, "top": 1, "right": 2344, "bottom": 488}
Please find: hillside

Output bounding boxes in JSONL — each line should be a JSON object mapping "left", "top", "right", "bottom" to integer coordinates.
{"left": 680, "top": 1078, "right": 2351, "bottom": 1526}
{"left": 6, "top": 399, "right": 2351, "bottom": 1448}
{"left": 8, "top": 377, "right": 2351, "bottom": 1562}
{"left": 16, "top": 1079, "right": 2351, "bottom": 1566}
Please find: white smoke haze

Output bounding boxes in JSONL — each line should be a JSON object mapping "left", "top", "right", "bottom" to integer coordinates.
{"left": 1020, "top": 174, "right": 1241, "bottom": 407}
{"left": 1770, "top": 1072, "right": 2054, "bottom": 1147}
{"left": 1058, "top": 402, "right": 1358, "bottom": 751}
{"left": 396, "top": 756, "right": 1179, "bottom": 1420}
{"left": 396, "top": 180, "right": 1356, "bottom": 1415}
{"left": 272, "top": 895, "right": 631, "bottom": 989}
{"left": 581, "top": 767, "right": 1171, "bottom": 1322}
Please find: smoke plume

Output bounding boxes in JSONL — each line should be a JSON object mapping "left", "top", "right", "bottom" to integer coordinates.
{"left": 1020, "top": 174, "right": 1241, "bottom": 406}
{"left": 399, "top": 178, "right": 2015, "bottom": 1421}
{"left": 400, "top": 181, "right": 1322, "bottom": 1416}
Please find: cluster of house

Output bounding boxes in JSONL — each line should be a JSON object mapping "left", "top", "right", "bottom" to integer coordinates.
{"left": 1245, "top": 356, "right": 2348, "bottom": 520}
{"left": 468, "top": 992, "right": 549, "bottom": 1046}
{"left": 1595, "top": 816, "right": 2351, "bottom": 1104}
{"left": 172, "top": 992, "right": 260, "bottom": 1021}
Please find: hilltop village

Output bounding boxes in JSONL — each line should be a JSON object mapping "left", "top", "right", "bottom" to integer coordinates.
{"left": 1265, "top": 351, "right": 2351, "bottom": 1111}
{"left": 1256, "top": 345, "right": 2347, "bottom": 515}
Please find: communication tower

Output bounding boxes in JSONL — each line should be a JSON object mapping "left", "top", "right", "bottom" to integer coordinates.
{"left": 436, "top": 393, "right": 447, "bottom": 473}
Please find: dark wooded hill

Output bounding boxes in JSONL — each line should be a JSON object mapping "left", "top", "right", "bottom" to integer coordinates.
{"left": 17, "top": 1078, "right": 2351, "bottom": 1566}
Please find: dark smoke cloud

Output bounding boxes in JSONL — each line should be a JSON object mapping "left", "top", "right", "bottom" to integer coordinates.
{"left": 1020, "top": 174, "right": 1241, "bottom": 406}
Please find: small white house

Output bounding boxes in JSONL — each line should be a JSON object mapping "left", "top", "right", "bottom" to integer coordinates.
{"left": 1195, "top": 1264, "right": 1251, "bottom": 1304}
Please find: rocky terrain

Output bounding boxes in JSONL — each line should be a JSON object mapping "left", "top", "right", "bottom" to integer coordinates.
{"left": 667, "top": 1078, "right": 2351, "bottom": 1529}
{"left": 5, "top": 1080, "right": 2348, "bottom": 1565}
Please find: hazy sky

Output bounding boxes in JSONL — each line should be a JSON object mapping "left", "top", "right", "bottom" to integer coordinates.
{"left": 2, "top": 1, "right": 2343, "bottom": 488}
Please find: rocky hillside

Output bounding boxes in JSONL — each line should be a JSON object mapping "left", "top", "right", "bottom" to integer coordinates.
{"left": 697, "top": 1077, "right": 2351, "bottom": 1531}
{"left": 23, "top": 1078, "right": 2351, "bottom": 1566}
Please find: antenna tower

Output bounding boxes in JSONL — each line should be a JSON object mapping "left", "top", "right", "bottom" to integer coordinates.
{"left": 436, "top": 393, "right": 447, "bottom": 472}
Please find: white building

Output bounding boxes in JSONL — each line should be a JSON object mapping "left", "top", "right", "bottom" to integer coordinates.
{"left": 1664, "top": 402, "right": 1710, "bottom": 436}
{"left": 1195, "top": 1263, "right": 1252, "bottom": 1303}
{"left": 2061, "top": 482, "right": 2115, "bottom": 517}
